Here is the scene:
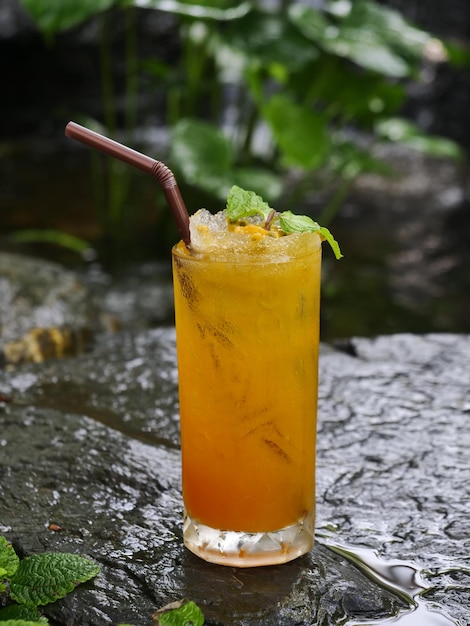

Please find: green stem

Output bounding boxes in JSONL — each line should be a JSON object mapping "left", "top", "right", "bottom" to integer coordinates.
{"left": 99, "top": 8, "right": 133, "bottom": 243}
{"left": 318, "top": 177, "right": 354, "bottom": 225}
{"left": 99, "top": 12, "right": 116, "bottom": 134}
{"left": 124, "top": 5, "right": 138, "bottom": 140}
{"left": 183, "top": 24, "right": 209, "bottom": 117}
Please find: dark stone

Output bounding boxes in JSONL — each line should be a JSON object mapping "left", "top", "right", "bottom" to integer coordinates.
{"left": 0, "top": 253, "right": 99, "bottom": 364}
{"left": 1, "top": 326, "right": 469, "bottom": 625}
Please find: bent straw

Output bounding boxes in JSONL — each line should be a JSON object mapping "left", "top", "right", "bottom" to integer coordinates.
{"left": 65, "top": 121, "right": 191, "bottom": 245}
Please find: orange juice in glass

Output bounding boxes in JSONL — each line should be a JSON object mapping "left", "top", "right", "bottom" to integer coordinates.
{"left": 172, "top": 198, "right": 325, "bottom": 567}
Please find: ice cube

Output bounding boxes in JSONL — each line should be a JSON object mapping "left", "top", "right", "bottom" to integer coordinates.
{"left": 189, "top": 209, "right": 229, "bottom": 252}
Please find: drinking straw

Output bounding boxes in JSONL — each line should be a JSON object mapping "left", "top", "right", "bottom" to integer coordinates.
{"left": 65, "top": 121, "right": 191, "bottom": 245}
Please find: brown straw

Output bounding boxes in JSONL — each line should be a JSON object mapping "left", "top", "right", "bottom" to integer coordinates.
{"left": 65, "top": 121, "right": 191, "bottom": 245}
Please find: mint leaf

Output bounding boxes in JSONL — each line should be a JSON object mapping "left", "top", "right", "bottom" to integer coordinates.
{"left": 0, "top": 604, "right": 48, "bottom": 623}
{"left": 318, "top": 226, "right": 344, "bottom": 260}
{"left": 0, "top": 537, "right": 20, "bottom": 580}
{"left": 0, "top": 619, "right": 48, "bottom": 626}
{"left": 153, "top": 599, "right": 204, "bottom": 626}
{"left": 226, "top": 185, "right": 272, "bottom": 221}
{"left": 279, "top": 211, "right": 320, "bottom": 234}
{"left": 9, "top": 553, "right": 99, "bottom": 607}
{"left": 279, "top": 211, "right": 343, "bottom": 259}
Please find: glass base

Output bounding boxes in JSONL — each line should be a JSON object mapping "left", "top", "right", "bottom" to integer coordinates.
{"left": 183, "top": 510, "right": 314, "bottom": 567}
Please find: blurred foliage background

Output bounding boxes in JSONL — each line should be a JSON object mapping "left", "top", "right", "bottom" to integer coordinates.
{"left": 2, "top": 0, "right": 470, "bottom": 338}
{"left": 5, "top": 0, "right": 469, "bottom": 250}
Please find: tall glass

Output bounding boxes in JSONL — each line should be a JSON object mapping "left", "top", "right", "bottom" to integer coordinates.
{"left": 172, "top": 231, "right": 322, "bottom": 567}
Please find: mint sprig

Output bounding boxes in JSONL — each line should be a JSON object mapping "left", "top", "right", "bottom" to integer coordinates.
{"left": 226, "top": 186, "right": 343, "bottom": 259}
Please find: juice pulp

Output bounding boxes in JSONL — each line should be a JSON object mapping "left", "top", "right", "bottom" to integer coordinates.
{"left": 172, "top": 232, "right": 321, "bottom": 533}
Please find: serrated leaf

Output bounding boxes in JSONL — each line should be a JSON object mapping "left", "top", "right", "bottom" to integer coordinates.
{"left": 153, "top": 599, "right": 204, "bottom": 626}
{"left": 226, "top": 185, "right": 272, "bottom": 221}
{"left": 0, "top": 619, "right": 47, "bottom": 626}
{"left": 0, "top": 604, "right": 48, "bottom": 623}
{"left": 0, "top": 537, "right": 20, "bottom": 580}
{"left": 279, "top": 211, "right": 343, "bottom": 259}
{"left": 9, "top": 553, "right": 99, "bottom": 607}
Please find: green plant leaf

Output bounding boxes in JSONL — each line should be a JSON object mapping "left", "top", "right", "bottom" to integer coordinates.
{"left": 170, "top": 118, "right": 238, "bottom": 199}
{"left": 279, "top": 211, "right": 343, "bottom": 260}
{"left": 7, "top": 229, "right": 92, "bottom": 255}
{"left": 9, "top": 553, "right": 99, "bottom": 607}
{"left": 18, "top": 0, "right": 119, "bottom": 36}
{"left": 232, "top": 168, "right": 282, "bottom": 204}
{"left": 291, "top": 54, "right": 405, "bottom": 126}
{"left": 215, "top": 9, "right": 319, "bottom": 74}
{"left": 134, "top": 0, "right": 250, "bottom": 20}
{"left": 153, "top": 599, "right": 204, "bottom": 626}
{"left": 0, "top": 619, "right": 47, "bottom": 626}
{"left": 0, "top": 604, "right": 48, "bottom": 623}
{"left": 332, "top": 0, "right": 430, "bottom": 58}
{"left": 290, "top": 1, "right": 429, "bottom": 77}
{"left": 0, "top": 537, "right": 20, "bottom": 580}
{"left": 171, "top": 119, "right": 233, "bottom": 177}
{"left": 375, "top": 117, "right": 464, "bottom": 159}
{"left": 263, "top": 95, "right": 330, "bottom": 170}
{"left": 226, "top": 185, "right": 272, "bottom": 221}
{"left": 327, "top": 137, "right": 393, "bottom": 180}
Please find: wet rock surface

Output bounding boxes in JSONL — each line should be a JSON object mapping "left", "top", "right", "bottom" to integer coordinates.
{"left": 0, "top": 253, "right": 100, "bottom": 364}
{"left": 1, "top": 314, "right": 469, "bottom": 624}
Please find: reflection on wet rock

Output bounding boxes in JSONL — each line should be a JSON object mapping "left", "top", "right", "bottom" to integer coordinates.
{"left": 0, "top": 326, "right": 469, "bottom": 624}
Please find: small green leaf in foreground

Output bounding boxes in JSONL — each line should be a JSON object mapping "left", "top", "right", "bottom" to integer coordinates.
{"left": 0, "top": 619, "right": 47, "bottom": 626}
{"left": 9, "top": 552, "right": 99, "bottom": 607}
{"left": 153, "top": 599, "right": 204, "bottom": 626}
{"left": 0, "top": 604, "right": 47, "bottom": 623}
{"left": 0, "top": 536, "right": 20, "bottom": 581}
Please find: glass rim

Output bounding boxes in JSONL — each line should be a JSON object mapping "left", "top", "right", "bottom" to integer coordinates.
{"left": 172, "top": 232, "right": 322, "bottom": 265}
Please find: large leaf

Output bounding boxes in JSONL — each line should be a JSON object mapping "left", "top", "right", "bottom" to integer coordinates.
{"left": 333, "top": 0, "right": 430, "bottom": 58}
{"left": 171, "top": 118, "right": 234, "bottom": 193}
{"left": 214, "top": 9, "right": 319, "bottom": 76}
{"left": 263, "top": 95, "right": 330, "bottom": 170}
{"left": 290, "top": 1, "right": 429, "bottom": 77}
{"left": 134, "top": 0, "right": 251, "bottom": 20}
{"left": 18, "top": 0, "right": 120, "bottom": 35}
{"left": 375, "top": 117, "right": 464, "bottom": 159}
{"left": 289, "top": 55, "right": 405, "bottom": 126}
{"left": 232, "top": 168, "right": 282, "bottom": 203}
{"left": 170, "top": 118, "right": 281, "bottom": 201}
